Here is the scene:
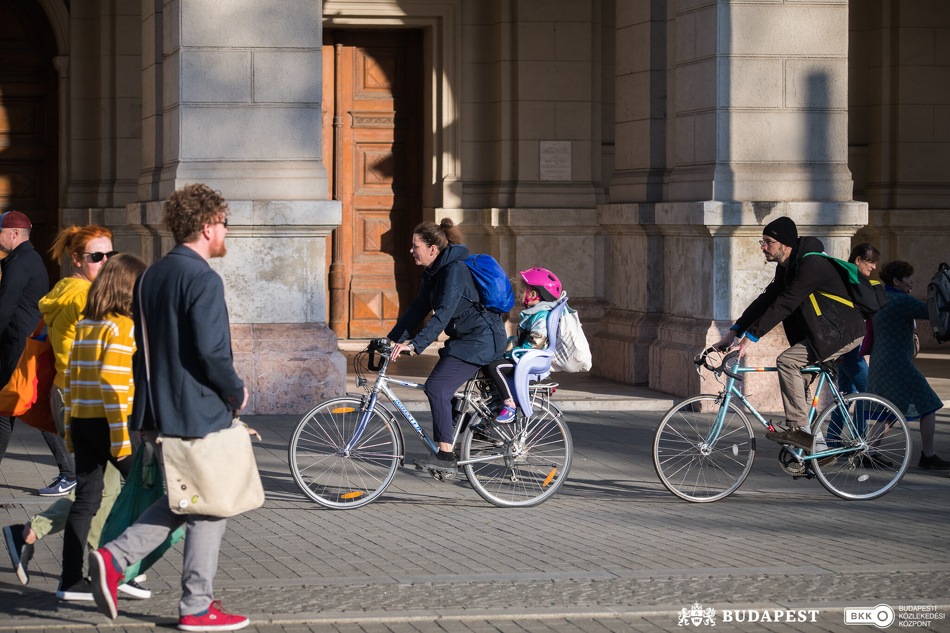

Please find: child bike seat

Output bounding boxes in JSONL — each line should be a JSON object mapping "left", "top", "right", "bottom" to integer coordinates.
{"left": 509, "top": 294, "right": 569, "bottom": 417}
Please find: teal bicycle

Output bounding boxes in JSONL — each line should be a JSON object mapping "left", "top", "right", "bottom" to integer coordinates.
{"left": 653, "top": 347, "right": 911, "bottom": 502}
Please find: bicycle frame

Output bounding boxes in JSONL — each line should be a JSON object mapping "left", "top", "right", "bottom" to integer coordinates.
{"left": 709, "top": 358, "right": 868, "bottom": 463}
{"left": 346, "top": 351, "right": 513, "bottom": 467}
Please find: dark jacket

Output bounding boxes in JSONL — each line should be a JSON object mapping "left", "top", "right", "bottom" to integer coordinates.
{"left": 733, "top": 236, "right": 866, "bottom": 360}
{"left": 130, "top": 245, "right": 244, "bottom": 438}
{"left": 0, "top": 241, "right": 48, "bottom": 387}
{"left": 388, "top": 243, "right": 506, "bottom": 366}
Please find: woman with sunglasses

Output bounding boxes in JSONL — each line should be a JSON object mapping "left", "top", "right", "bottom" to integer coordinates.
{"left": 3, "top": 226, "right": 148, "bottom": 600}
{"left": 40, "top": 227, "right": 117, "bottom": 494}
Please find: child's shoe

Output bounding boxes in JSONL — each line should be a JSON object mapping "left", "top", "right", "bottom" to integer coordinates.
{"left": 495, "top": 405, "right": 516, "bottom": 424}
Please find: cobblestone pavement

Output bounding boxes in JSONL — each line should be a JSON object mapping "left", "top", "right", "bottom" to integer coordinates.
{"left": 1, "top": 407, "right": 949, "bottom": 633}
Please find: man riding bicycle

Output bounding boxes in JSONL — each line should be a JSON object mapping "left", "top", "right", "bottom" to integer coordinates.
{"left": 713, "top": 217, "right": 866, "bottom": 451}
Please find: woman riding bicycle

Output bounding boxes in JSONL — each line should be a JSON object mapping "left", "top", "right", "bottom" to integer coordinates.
{"left": 387, "top": 219, "right": 506, "bottom": 472}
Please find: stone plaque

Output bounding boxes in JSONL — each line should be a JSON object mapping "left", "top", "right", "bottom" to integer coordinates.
{"left": 540, "top": 140, "right": 571, "bottom": 181}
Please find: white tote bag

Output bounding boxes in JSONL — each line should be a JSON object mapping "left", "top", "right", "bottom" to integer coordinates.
{"left": 552, "top": 307, "right": 593, "bottom": 372}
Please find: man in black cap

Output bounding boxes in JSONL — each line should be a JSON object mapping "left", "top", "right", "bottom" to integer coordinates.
{"left": 0, "top": 211, "right": 73, "bottom": 488}
{"left": 714, "top": 216, "right": 866, "bottom": 452}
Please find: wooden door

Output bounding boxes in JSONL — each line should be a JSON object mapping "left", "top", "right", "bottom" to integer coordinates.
{"left": 323, "top": 30, "right": 423, "bottom": 339}
{"left": 0, "top": 0, "right": 59, "bottom": 281}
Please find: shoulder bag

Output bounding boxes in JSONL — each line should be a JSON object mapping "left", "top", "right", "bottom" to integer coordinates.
{"left": 0, "top": 320, "right": 56, "bottom": 433}
{"left": 138, "top": 270, "right": 264, "bottom": 517}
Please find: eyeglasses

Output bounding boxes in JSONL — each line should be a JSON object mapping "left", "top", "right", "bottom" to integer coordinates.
{"left": 82, "top": 251, "right": 118, "bottom": 263}
{"left": 215, "top": 219, "right": 229, "bottom": 229}
{"left": 758, "top": 238, "right": 777, "bottom": 247}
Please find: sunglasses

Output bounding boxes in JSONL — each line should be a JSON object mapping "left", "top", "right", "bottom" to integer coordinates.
{"left": 82, "top": 251, "right": 119, "bottom": 263}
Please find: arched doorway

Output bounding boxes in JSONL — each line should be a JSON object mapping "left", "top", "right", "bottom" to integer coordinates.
{"left": 0, "top": 0, "right": 59, "bottom": 281}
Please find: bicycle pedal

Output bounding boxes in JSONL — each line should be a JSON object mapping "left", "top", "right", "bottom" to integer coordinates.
{"left": 429, "top": 468, "right": 458, "bottom": 482}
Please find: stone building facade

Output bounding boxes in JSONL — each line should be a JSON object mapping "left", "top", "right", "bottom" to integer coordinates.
{"left": 1, "top": 0, "right": 947, "bottom": 413}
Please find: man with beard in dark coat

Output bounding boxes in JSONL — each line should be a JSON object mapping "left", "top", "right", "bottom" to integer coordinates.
{"left": 714, "top": 217, "right": 866, "bottom": 452}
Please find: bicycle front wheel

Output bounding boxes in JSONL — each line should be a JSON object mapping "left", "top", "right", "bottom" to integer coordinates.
{"left": 653, "top": 395, "right": 755, "bottom": 502}
{"left": 811, "top": 393, "right": 910, "bottom": 500}
{"left": 288, "top": 397, "right": 400, "bottom": 509}
{"left": 461, "top": 402, "right": 572, "bottom": 508}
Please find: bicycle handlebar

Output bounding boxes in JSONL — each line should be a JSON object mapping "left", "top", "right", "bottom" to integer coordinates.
{"left": 694, "top": 346, "right": 743, "bottom": 381}
{"left": 366, "top": 338, "right": 411, "bottom": 372}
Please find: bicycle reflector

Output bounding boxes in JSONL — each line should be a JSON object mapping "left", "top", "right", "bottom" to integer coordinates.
{"left": 331, "top": 407, "right": 355, "bottom": 413}
{"left": 340, "top": 491, "right": 365, "bottom": 500}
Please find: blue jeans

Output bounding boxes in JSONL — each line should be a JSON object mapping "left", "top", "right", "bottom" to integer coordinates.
{"left": 830, "top": 345, "right": 869, "bottom": 446}
{"left": 837, "top": 345, "right": 868, "bottom": 394}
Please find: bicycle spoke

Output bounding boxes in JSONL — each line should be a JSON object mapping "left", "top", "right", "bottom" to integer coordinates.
{"left": 812, "top": 394, "right": 910, "bottom": 500}
{"left": 462, "top": 404, "right": 572, "bottom": 508}
{"left": 653, "top": 396, "right": 755, "bottom": 502}
{"left": 289, "top": 398, "right": 400, "bottom": 509}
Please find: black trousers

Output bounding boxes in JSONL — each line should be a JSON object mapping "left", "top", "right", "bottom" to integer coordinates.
{"left": 482, "top": 358, "right": 516, "bottom": 405}
{"left": 61, "top": 417, "right": 131, "bottom": 588}
{"left": 0, "top": 414, "right": 75, "bottom": 479}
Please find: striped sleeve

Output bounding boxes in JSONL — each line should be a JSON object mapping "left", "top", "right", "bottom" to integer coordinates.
{"left": 99, "top": 316, "right": 136, "bottom": 458}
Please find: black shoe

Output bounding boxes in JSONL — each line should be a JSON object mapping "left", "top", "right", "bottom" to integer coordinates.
{"left": 766, "top": 427, "right": 814, "bottom": 451}
{"left": 918, "top": 452, "right": 950, "bottom": 470}
{"left": 861, "top": 453, "right": 894, "bottom": 468}
{"left": 3, "top": 524, "right": 33, "bottom": 586}
{"left": 118, "top": 578, "right": 152, "bottom": 600}
{"left": 57, "top": 578, "right": 95, "bottom": 601}
{"left": 413, "top": 450, "right": 457, "bottom": 473}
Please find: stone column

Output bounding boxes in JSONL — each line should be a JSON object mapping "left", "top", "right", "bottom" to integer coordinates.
{"left": 131, "top": 0, "right": 344, "bottom": 413}
{"left": 600, "top": 0, "right": 866, "bottom": 404}
{"left": 457, "top": 1, "right": 606, "bottom": 318}
{"left": 851, "top": 1, "right": 950, "bottom": 348}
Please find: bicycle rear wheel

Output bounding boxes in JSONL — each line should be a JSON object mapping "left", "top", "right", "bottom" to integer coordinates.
{"left": 811, "top": 393, "right": 910, "bottom": 500}
{"left": 461, "top": 402, "right": 572, "bottom": 508}
{"left": 653, "top": 395, "right": 755, "bottom": 502}
{"left": 288, "top": 397, "right": 400, "bottom": 509}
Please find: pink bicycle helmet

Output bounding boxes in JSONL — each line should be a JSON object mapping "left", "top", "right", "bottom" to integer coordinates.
{"left": 519, "top": 267, "right": 562, "bottom": 302}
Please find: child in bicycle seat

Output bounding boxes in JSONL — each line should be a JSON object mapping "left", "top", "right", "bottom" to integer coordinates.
{"left": 483, "top": 267, "right": 562, "bottom": 423}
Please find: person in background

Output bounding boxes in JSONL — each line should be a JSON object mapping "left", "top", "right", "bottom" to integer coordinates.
{"left": 0, "top": 211, "right": 71, "bottom": 488}
{"left": 836, "top": 242, "right": 882, "bottom": 396}
{"left": 867, "top": 260, "right": 948, "bottom": 470}
{"left": 3, "top": 226, "right": 146, "bottom": 596}
{"left": 57, "top": 254, "right": 148, "bottom": 601}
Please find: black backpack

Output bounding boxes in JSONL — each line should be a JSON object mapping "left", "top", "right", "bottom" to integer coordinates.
{"left": 927, "top": 262, "right": 950, "bottom": 343}
{"left": 803, "top": 252, "right": 888, "bottom": 318}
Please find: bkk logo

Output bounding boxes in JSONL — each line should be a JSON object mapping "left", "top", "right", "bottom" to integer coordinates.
{"left": 845, "top": 604, "right": 946, "bottom": 628}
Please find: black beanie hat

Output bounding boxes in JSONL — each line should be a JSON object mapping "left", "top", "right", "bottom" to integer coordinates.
{"left": 763, "top": 217, "right": 798, "bottom": 247}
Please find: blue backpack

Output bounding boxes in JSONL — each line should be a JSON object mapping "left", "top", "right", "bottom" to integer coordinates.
{"left": 463, "top": 254, "right": 515, "bottom": 313}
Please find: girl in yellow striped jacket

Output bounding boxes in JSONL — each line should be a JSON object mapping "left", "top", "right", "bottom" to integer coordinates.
{"left": 58, "top": 254, "right": 147, "bottom": 599}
